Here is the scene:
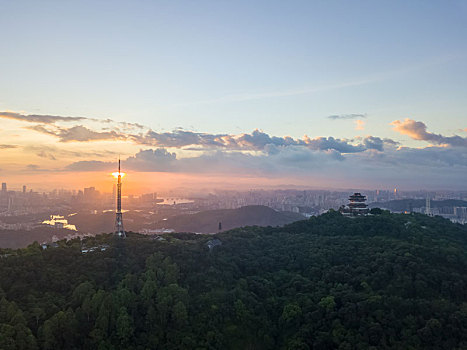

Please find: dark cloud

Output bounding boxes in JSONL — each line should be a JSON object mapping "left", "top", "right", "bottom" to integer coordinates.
{"left": 64, "top": 146, "right": 345, "bottom": 174}
{"left": 304, "top": 136, "right": 365, "bottom": 153}
{"left": 327, "top": 113, "right": 367, "bottom": 120}
{"left": 0, "top": 144, "right": 18, "bottom": 149}
{"left": 64, "top": 143, "right": 467, "bottom": 181}
{"left": 61, "top": 142, "right": 467, "bottom": 188}
{"left": 382, "top": 138, "right": 400, "bottom": 146}
{"left": 125, "top": 149, "right": 177, "bottom": 171}
{"left": 391, "top": 119, "right": 467, "bottom": 147}
{"left": 363, "top": 136, "right": 384, "bottom": 151}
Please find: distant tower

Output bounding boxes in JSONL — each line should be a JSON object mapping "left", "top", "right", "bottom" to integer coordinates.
{"left": 115, "top": 158, "right": 126, "bottom": 238}
{"left": 218, "top": 222, "right": 222, "bottom": 232}
{"left": 22, "top": 185, "right": 26, "bottom": 194}
{"left": 425, "top": 196, "right": 431, "bottom": 216}
{"left": 345, "top": 193, "right": 369, "bottom": 215}
{"left": 1, "top": 183, "right": 6, "bottom": 193}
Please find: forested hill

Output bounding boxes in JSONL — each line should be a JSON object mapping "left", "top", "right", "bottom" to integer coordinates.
{"left": 1, "top": 212, "right": 467, "bottom": 349}
{"left": 160, "top": 205, "right": 304, "bottom": 233}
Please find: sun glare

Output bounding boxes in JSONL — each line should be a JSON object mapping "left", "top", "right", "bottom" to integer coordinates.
{"left": 112, "top": 172, "right": 126, "bottom": 178}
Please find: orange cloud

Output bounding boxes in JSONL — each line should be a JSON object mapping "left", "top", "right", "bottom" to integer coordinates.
{"left": 391, "top": 118, "right": 467, "bottom": 147}
{"left": 354, "top": 119, "right": 365, "bottom": 131}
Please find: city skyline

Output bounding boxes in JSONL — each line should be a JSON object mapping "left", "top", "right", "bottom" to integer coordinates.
{"left": 1, "top": 1, "right": 466, "bottom": 191}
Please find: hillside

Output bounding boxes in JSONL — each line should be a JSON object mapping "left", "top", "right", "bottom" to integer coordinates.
{"left": 0, "top": 212, "right": 467, "bottom": 349}
{"left": 0, "top": 227, "right": 76, "bottom": 249}
{"left": 159, "top": 205, "right": 304, "bottom": 233}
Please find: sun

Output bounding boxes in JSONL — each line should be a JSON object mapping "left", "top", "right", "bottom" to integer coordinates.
{"left": 112, "top": 172, "right": 126, "bottom": 178}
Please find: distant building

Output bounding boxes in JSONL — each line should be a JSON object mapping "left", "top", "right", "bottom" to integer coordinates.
{"left": 22, "top": 185, "right": 26, "bottom": 194}
{"left": 83, "top": 186, "right": 98, "bottom": 201}
{"left": 42, "top": 215, "right": 77, "bottom": 231}
{"left": 425, "top": 197, "right": 431, "bottom": 216}
{"left": 139, "top": 228, "right": 174, "bottom": 234}
{"left": 340, "top": 193, "right": 369, "bottom": 216}
{"left": 1, "top": 183, "right": 6, "bottom": 193}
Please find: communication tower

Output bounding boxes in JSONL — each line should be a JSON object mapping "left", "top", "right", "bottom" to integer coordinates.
{"left": 115, "top": 158, "right": 126, "bottom": 238}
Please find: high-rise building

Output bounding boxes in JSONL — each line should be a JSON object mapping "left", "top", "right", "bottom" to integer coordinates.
{"left": 22, "top": 185, "right": 26, "bottom": 194}
{"left": 83, "top": 187, "right": 99, "bottom": 202}
{"left": 425, "top": 197, "right": 431, "bottom": 216}
{"left": 1, "top": 183, "right": 6, "bottom": 193}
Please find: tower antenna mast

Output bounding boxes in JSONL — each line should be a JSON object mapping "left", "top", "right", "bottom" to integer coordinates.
{"left": 115, "top": 156, "right": 126, "bottom": 237}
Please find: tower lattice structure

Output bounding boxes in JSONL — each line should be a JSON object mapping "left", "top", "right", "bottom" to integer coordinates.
{"left": 115, "top": 158, "right": 126, "bottom": 238}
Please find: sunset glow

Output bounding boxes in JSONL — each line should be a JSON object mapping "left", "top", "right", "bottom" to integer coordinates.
{"left": 0, "top": 1, "right": 465, "bottom": 193}
{"left": 112, "top": 172, "right": 126, "bottom": 179}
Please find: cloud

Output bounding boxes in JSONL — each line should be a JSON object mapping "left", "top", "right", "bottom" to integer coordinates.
{"left": 304, "top": 136, "right": 366, "bottom": 153}
{"left": 363, "top": 136, "right": 384, "bottom": 151}
{"left": 65, "top": 160, "right": 114, "bottom": 172}
{"left": 0, "top": 111, "right": 145, "bottom": 134}
{"left": 6, "top": 111, "right": 394, "bottom": 155}
{"left": 37, "top": 150, "right": 56, "bottom": 160}
{"left": 65, "top": 146, "right": 345, "bottom": 174}
{"left": 22, "top": 145, "right": 118, "bottom": 163}
{"left": 62, "top": 143, "right": 467, "bottom": 191}
{"left": 26, "top": 164, "right": 40, "bottom": 170}
{"left": 125, "top": 149, "right": 177, "bottom": 171}
{"left": 391, "top": 119, "right": 467, "bottom": 147}
{"left": 0, "top": 111, "right": 87, "bottom": 124}
{"left": 354, "top": 119, "right": 365, "bottom": 131}
{"left": 22, "top": 116, "right": 393, "bottom": 156}
{"left": 135, "top": 128, "right": 381, "bottom": 153}
{"left": 327, "top": 113, "right": 367, "bottom": 120}
{"left": 136, "top": 129, "right": 225, "bottom": 148}
{"left": 1, "top": 110, "right": 463, "bottom": 189}
{"left": 27, "top": 124, "right": 128, "bottom": 142}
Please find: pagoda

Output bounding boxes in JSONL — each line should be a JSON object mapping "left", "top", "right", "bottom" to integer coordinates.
{"left": 340, "top": 193, "right": 369, "bottom": 216}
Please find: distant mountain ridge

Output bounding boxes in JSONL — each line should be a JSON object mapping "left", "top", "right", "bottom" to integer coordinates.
{"left": 158, "top": 205, "right": 304, "bottom": 233}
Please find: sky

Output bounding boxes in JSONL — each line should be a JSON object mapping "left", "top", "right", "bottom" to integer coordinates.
{"left": 0, "top": 0, "right": 466, "bottom": 193}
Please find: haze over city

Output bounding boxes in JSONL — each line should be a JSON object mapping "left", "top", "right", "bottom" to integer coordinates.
{"left": 1, "top": 1, "right": 466, "bottom": 193}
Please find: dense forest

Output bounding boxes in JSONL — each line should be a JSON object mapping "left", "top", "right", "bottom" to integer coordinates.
{"left": 0, "top": 211, "right": 467, "bottom": 349}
